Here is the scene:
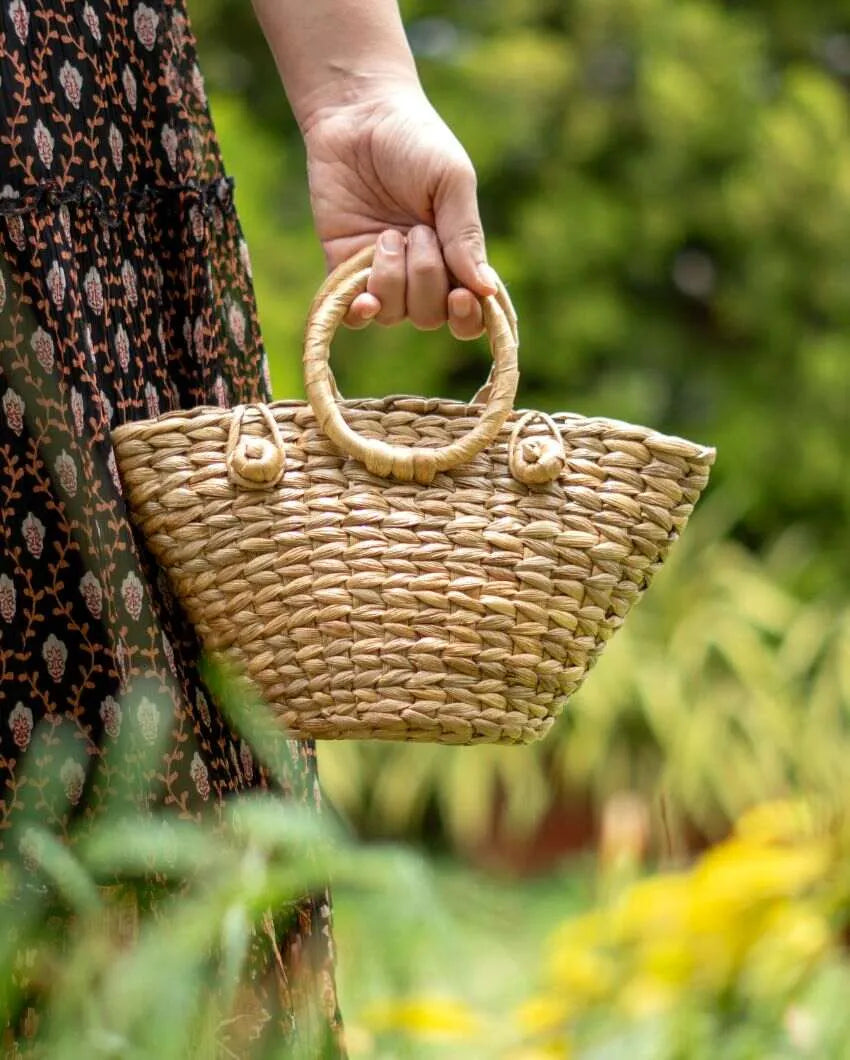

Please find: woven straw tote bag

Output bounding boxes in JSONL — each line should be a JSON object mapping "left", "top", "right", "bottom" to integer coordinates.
{"left": 111, "top": 245, "right": 715, "bottom": 745}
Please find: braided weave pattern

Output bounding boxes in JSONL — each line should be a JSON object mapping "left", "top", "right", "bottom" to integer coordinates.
{"left": 112, "top": 399, "right": 715, "bottom": 743}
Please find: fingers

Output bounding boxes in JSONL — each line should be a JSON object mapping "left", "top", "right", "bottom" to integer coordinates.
{"left": 343, "top": 229, "right": 406, "bottom": 329}
{"left": 345, "top": 291, "right": 380, "bottom": 330}
{"left": 342, "top": 226, "right": 485, "bottom": 339}
{"left": 433, "top": 161, "right": 498, "bottom": 299}
{"left": 448, "top": 288, "right": 484, "bottom": 341}
{"left": 406, "top": 226, "right": 448, "bottom": 331}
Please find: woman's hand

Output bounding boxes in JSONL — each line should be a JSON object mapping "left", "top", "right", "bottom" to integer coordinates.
{"left": 302, "top": 87, "right": 495, "bottom": 339}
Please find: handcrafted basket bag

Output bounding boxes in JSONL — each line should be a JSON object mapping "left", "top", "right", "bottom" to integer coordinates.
{"left": 111, "top": 246, "right": 715, "bottom": 745}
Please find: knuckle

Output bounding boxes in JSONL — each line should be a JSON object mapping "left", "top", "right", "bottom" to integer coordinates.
{"left": 409, "top": 255, "right": 442, "bottom": 279}
{"left": 446, "top": 223, "right": 484, "bottom": 250}
{"left": 368, "top": 265, "right": 404, "bottom": 290}
{"left": 449, "top": 156, "right": 477, "bottom": 188}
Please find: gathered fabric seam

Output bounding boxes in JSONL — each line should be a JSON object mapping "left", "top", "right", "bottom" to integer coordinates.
{"left": 0, "top": 176, "right": 236, "bottom": 227}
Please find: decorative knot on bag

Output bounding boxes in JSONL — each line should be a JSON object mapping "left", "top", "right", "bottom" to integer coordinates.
{"left": 225, "top": 404, "right": 286, "bottom": 489}
{"left": 509, "top": 411, "right": 567, "bottom": 485}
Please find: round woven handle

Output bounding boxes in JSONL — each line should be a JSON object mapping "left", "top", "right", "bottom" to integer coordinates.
{"left": 303, "top": 244, "right": 520, "bottom": 484}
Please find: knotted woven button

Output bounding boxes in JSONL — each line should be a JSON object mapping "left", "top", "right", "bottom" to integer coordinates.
{"left": 508, "top": 411, "right": 566, "bottom": 485}
{"left": 225, "top": 404, "right": 286, "bottom": 490}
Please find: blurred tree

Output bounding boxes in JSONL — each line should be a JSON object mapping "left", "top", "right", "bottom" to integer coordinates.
{"left": 189, "top": 0, "right": 850, "bottom": 587}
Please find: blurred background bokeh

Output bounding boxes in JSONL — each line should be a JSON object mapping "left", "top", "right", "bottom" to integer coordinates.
{"left": 182, "top": 2, "right": 850, "bottom": 1052}
{"left": 188, "top": 0, "right": 850, "bottom": 853}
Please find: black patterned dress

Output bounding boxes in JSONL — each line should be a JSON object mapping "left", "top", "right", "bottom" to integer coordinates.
{"left": 0, "top": 0, "right": 343, "bottom": 1052}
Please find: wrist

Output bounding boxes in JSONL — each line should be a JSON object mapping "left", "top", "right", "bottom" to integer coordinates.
{"left": 250, "top": 0, "right": 424, "bottom": 136}
{"left": 294, "top": 67, "right": 423, "bottom": 135}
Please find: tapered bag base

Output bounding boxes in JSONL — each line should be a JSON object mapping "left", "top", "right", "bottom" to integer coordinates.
{"left": 112, "top": 247, "right": 715, "bottom": 744}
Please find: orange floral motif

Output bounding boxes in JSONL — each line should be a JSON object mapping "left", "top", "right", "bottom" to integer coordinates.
{"left": 0, "top": 0, "right": 342, "bottom": 1050}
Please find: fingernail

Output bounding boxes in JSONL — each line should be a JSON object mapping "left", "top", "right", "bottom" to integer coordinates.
{"left": 380, "top": 230, "right": 405, "bottom": 255}
{"left": 408, "top": 225, "right": 434, "bottom": 246}
{"left": 477, "top": 263, "right": 498, "bottom": 292}
{"left": 454, "top": 291, "right": 474, "bottom": 318}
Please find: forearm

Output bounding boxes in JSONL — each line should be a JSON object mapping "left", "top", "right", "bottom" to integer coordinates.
{"left": 250, "top": 0, "right": 420, "bottom": 131}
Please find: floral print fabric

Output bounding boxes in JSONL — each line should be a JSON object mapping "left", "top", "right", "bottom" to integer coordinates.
{"left": 0, "top": 0, "right": 343, "bottom": 1052}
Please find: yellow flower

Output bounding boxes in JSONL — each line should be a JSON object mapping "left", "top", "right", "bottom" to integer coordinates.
{"left": 516, "top": 995, "right": 571, "bottom": 1035}
{"left": 634, "top": 920, "right": 743, "bottom": 995}
{"left": 546, "top": 943, "right": 618, "bottom": 1001}
{"left": 610, "top": 872, "right": 691, "bottom": 943}
{"left": 524, "top": 801, "right": 838, "bottom": 1044}
{"left": 741, "top": 902, "right": 832, "bottom": 999}
{"left": 735, "top": 799, "right": 821, "bottom": 845}
{"left": 637, "top": 935, "right": 699, "bottom": 987}
{"left": 548, "top": 910, "right": 611, "bottom": 951}
{"left": 618, "top": 975, "right": 678, "bottom": 1020}
{"left": 689, "top": 838, "right": 828, "bottom": 933}
{"left": 504, "top": 1045, "right": 571, "bottom": 1060}
{"left": 360, "top": 996, "right": 481, "bottom": 1040}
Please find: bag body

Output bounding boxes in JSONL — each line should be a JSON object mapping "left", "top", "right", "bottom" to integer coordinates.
{"left": 112, "top": 247, "right": 715, "bottom": 744}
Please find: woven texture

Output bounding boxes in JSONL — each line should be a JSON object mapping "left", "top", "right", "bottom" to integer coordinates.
{"left": 112, "top": 247, "right": 715, "bottom": 744}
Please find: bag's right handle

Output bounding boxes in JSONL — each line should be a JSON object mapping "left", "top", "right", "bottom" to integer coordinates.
{"left": 303, "top": 244, "right": 520, "bottom": 485}
{"left": 469, "top": 271, "right": 519, "bottom": 405}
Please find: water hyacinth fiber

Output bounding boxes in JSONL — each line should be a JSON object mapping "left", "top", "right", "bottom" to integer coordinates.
{"left": 112, "top": 247, "right": 715, "bottom": 744}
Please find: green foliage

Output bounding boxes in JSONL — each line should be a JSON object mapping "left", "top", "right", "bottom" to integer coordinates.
{"left": 187, "top": 1, "right": 850, "bottom": 847}
{"left": 10, "top": 715, "right": 850, "bottom": 1059}
{"left": 9, "top": 691, "right": 850, "bottom": 1060}
{"left": 0, "top": 683, "right": 437, "bottom": 1059}
{"left": 0, "top": 675, "right": 591, "bottom": 1060}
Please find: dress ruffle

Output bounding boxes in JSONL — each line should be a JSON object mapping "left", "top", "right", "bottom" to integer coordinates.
{"left": 0, "top": 175, "right": 235, "bottom": 221}
{"left": 0, "top": 0, "right": 343, "bottom": 1052}
{"left": 0, "top": 170, "right": 268, "bottom": 423}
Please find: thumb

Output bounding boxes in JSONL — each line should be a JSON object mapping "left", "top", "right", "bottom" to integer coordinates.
{"left": 434, "top": 163, "right": 497, "bottom": 297}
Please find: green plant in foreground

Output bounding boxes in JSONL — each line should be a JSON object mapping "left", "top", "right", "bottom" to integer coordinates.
{"left": 7, "top": 673, "right": 850, "bottom": 1059}
{"left": 0, "top": 672, "right": 437, "bottom": 1060}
